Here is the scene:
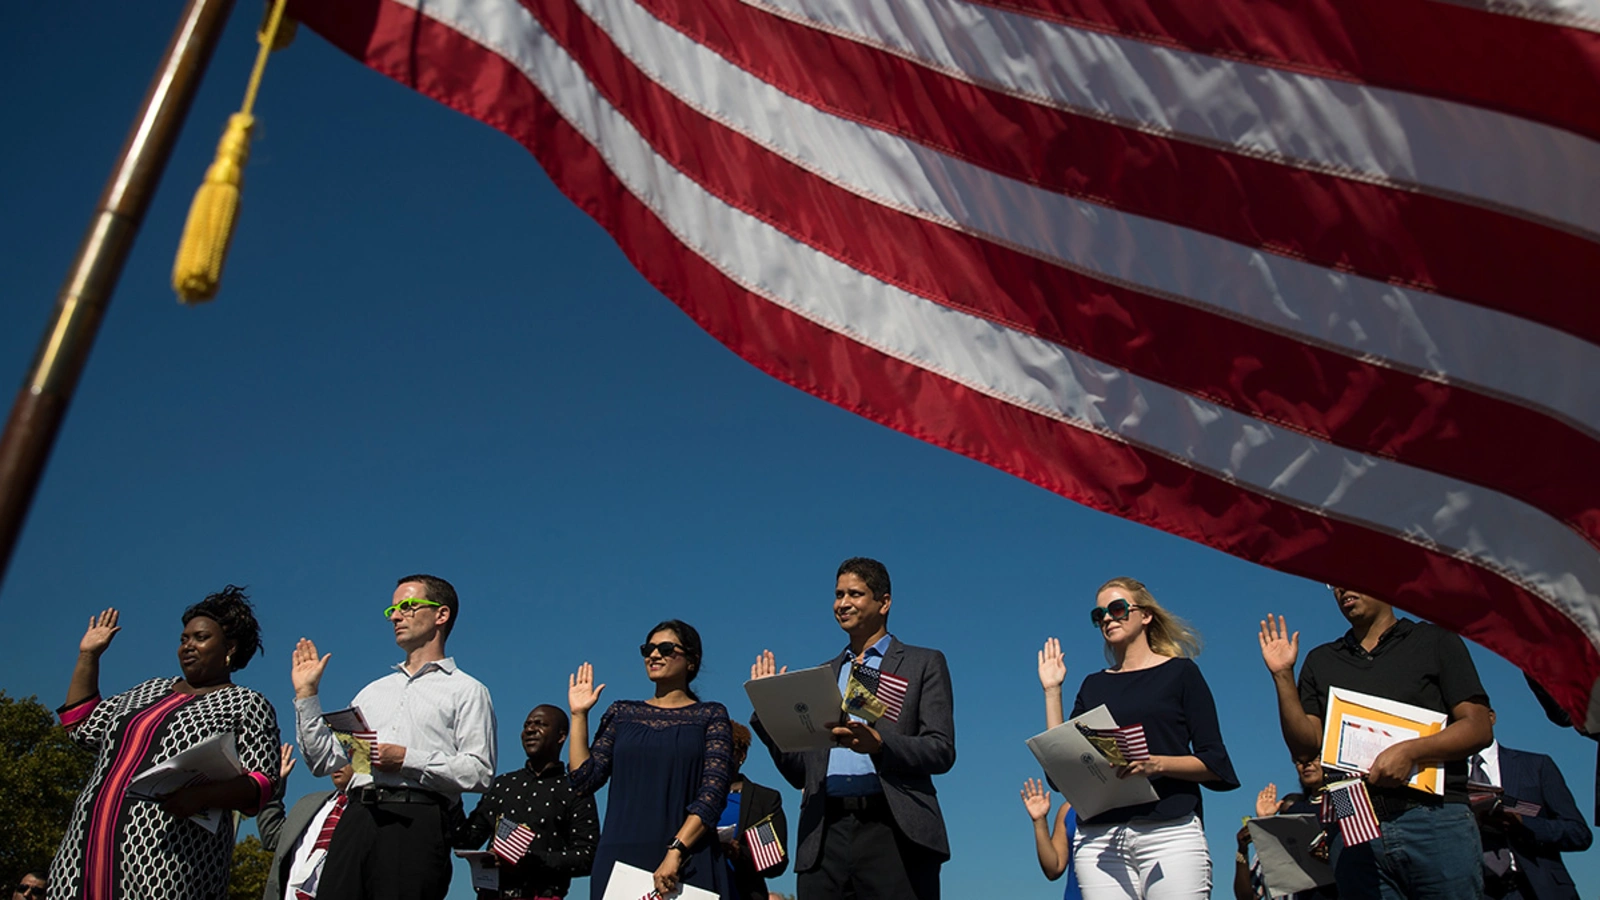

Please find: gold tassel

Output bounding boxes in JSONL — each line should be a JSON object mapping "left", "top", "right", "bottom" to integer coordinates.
{"left": 172, "top": 0, "right": 293, "bottom": 304}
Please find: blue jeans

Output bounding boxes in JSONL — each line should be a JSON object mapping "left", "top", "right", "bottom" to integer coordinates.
{"left": 1330, "top": 802, "right": 1483, "bottom": 899}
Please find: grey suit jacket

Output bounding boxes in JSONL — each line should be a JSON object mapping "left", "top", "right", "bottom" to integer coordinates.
{"left": 750, "top": 638, "right": 955, "bottom": 871}
{"left": 261, "top": 790, "right": 336, "bottom": 900}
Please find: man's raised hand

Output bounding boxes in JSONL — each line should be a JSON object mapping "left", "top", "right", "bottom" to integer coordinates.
{"left": 291, "top": 637, "right": 331, "bottom": 699}
{"left": 1258, "top": 615, "right": 1300, "bottom": 677}
{"left": 750, "top": 649, "right": 787, "bottom": 681}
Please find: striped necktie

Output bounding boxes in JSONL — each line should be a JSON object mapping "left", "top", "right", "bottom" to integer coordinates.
{"left": 312, "top": 793, "right": 348, "bottom": 851}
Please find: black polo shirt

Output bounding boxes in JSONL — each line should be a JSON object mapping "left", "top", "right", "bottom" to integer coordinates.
{"left": 1297, "top": 618, "right": 1488, "bottom": 803}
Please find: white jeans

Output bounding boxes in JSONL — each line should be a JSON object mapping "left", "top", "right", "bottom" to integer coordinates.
{"left": 1073, "top": 813, "right": 1212, "bottom": 900}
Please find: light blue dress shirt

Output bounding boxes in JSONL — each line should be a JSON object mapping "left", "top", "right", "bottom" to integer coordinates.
{"left": 825, "top": 633, "right": 893, "bottom": 796}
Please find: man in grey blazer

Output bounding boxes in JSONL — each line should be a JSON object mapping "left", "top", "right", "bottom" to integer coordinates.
{"left": 750, "top": 557, "right": 956, "bottom": 900}
{"left": 258, "top": 764, "right": 355, "bottom": 900}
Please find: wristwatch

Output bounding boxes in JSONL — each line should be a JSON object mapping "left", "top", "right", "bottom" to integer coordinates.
{"left": 667, "top": 837, "right": 689, "bottom": 855}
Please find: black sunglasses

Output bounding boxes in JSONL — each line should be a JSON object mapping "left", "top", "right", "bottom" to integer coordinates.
{"left": 639, "top": 641, "right": 687, "bottom": 659}
{"left": 1090, "top": 598, "right": 1140, "bottom": 628}
{"left": 15, "top": 886, "right": 45, "bottom": 899}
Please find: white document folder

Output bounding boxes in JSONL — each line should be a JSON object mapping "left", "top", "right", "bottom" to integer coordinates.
{"left": 453, "top": 850, "right": 500, "bottom": 891}
{"left": 127, "top": 731, "right": 244, "bottom": 832}
{"left": 744, "top": 665, "right": 845, "bottom": 752}
{"left": 601, "top": 861, "right": 717, "bottom": 900}
{"left": 1025, "top": 705, "right": 1158, "bottom": 821}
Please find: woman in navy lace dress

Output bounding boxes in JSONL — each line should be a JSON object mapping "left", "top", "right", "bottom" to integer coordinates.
{"left": 569, "top": 619, "right": 734, "bottom": 900}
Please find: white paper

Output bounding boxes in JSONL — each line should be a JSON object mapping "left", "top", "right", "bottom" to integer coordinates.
{"left": 601, "top": 861, "right": 718, "bottom": 900}
{"left": 1024, "top": 705, "right": 1158, "bottom": 821}
{"left": 1248, "top": 814, "right": 1334, "bottom": 897}
{"left": 1335, "top": 714, "right": 1420, "bottom": 772}
{"left": 453, "top": 850, "right": 500, "bottom": 891}
{"left": 744, "top": 666, "right": 845, "bottom": 752}
{"left": 320, "top": 706, "right": 372, "bottom": 733}
{"left": 127, "top": 732, "right": 244, "bottom": 833}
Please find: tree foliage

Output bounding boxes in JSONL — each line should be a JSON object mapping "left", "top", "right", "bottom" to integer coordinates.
{"left": 229, "top": 833, "right": 272, "bottom": 900}
{"left": 0, "top": 691, "right": 93, "bottom": 878}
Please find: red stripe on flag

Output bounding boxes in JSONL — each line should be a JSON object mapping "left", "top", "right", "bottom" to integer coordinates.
{"left": 982, "top": 0, "right": 1600, "bottom": 140}
{"left": 289, "top": 0, "right": 1600, "bottom": 724}
{"left": 639, "top": 0, "right": 1600, "bottom": 343}
{"left": 524, "top": 0, "right": 1600, "bottom": 545}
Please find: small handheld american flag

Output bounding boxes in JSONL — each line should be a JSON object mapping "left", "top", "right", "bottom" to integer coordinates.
{"left": 1083, "top": 723, "right": 1150, "bottom": 763}
{"left": 1320, "top": 780, "right": 1381, "bottom": 847}
{"left": 848, "top": 663, "right": 908, "bottom": 722}
{"left": 746, "top": 814, "right": 785, "bottom": 871}
{"left": 493, "top": 817, "right": 537, "bottom": 864}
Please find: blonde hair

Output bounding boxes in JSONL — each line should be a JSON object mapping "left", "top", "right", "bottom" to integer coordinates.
{"left": 1096, "top": 576, "right": 1202, "bottom": 662}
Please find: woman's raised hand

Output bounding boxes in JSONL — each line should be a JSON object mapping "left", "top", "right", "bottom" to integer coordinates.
{"left": 568, "top": 662, "right": 605, "bottom": 714}
{"left": 79, "top": 609, "right": 121, "bottom": 657}
{"left": 1037, "top": 637, "right": 1067, "bottom": 691}
{"left": 750, "top": 649, "right": 787, "bottom": 681}
{"left": 1019, "top": 777, "right": 1053, "bottom": 821}
{"left": 1255, "top": 782, "right": 1279, "bottom": 818}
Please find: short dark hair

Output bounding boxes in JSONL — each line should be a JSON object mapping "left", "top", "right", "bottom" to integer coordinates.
{"left": 396, "top": 574, "right": 459, "bottom": 637}
{"left": 182, "top": 585, "right": 263, "bottom": 671}
{"left": 531, "top": 704, "right": 569, "bottom": 737}
{"left": 647, "top": 619, "right": 704, "bottom": 700}
{"left": 837, "top": 557, "right": 891, "bottom": 600}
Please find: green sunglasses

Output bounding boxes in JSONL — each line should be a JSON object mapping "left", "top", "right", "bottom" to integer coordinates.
{"left": 382, "top": 597, "right": 443, "bottom": 619}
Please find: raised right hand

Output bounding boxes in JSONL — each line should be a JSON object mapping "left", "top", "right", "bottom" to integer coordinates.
{"left": 79, "top": 608, "right": 121, "bottom": 657}
{"left": 291, "top": 638, "right": 331, "bottom": 699}
{"left": 568, "top": 662, "right": 605, "bottom": 714}
{"left": 750, "top": 649, "right": 787, "bottom": 681}
{"left": 1037, "top": 637, "right": 1067, "bottom": 691}
{"left": 1020, "top": 777, "right": 1052, "bottom": 821}
{"left": 1255, "top": 782, "right": 1279, "bottom": 818}
{"left": 1258, "top": 615, "right": 1299, "bottom": 677}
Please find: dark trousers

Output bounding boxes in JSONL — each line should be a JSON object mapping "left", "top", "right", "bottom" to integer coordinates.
{"left": 317, "top": 798, "right": 453, "bottom": 900}
{"left": 797, "top": 802, "right": 941, "bottom": 900}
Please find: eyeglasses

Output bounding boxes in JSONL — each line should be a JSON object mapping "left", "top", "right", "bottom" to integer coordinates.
{"left": 1090, "top": 598, "right": 1140, "bottom": 628}
{"left": 639, "top": 641, "right": 687, "bottom": 659}
{"left": 382, "top": 598, "right": 443, "bottom": 619}
{"left": 15, "top": 885, "right": 46, "bottom": 899}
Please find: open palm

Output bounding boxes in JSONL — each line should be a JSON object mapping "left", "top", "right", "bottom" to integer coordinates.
{"left": 568, "top": 662, "right": 606, "bottom": 714}
{"left": 79, "top": 608, "right": 121, "bottom": 657}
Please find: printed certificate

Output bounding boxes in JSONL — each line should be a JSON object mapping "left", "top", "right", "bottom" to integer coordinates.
{"left": 1319, "top": 686, "right": 1447, "bottom": 794}
{"left": 744, "top": 665, "right": 846, "bottom": 752}
{"left": 1025, "top": 705, "right": 1158, "bottom": 820}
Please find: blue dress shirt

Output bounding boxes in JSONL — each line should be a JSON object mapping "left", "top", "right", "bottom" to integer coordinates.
{"left": 825, "top": 633, "right": 893, "bottom": 796}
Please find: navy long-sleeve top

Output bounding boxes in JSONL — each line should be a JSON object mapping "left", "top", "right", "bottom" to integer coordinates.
{"left": 1070, "top": 657, "right": 1239, "bottom": 824}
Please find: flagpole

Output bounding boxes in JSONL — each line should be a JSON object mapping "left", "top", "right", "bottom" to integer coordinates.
{"left": 0, "top": 0, "right": 238, "bottom": 591}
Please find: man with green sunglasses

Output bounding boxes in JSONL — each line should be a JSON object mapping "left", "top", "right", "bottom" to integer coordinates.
{"left": 292, "top": 573, "right": 498, "bottom": 900}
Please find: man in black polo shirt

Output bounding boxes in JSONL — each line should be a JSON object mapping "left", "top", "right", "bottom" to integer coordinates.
{"left": 1259, "top": 585, "right": 1493, "bottom": 897}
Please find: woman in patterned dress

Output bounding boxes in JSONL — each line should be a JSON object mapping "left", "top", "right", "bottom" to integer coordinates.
{"left": 568, "top": 619, "right": 734, "bottom": 900}
{"left": 48, "top": 586, "right": 282, "bottom": 900}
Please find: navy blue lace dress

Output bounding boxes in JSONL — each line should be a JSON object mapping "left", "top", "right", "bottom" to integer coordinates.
{"left": 570, "top": 700, "right": 734, "bottom": 900}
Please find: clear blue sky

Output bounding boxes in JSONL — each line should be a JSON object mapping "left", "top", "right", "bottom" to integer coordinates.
{"left": 3, "top": 6, "right": 1593, "bottom": 897}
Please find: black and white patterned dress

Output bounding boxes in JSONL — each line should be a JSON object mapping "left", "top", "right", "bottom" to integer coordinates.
{"left": 49, "top": 677, "right": 281, "bottom": 900}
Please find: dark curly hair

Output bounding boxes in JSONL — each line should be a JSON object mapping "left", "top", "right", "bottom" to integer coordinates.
{"left": 182, "top": 585, "right": 263, "bottom": 672}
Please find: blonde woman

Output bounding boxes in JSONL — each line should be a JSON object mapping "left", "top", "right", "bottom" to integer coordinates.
{"left": 1037, "top": 577, "right": 1238, "bottom": 900}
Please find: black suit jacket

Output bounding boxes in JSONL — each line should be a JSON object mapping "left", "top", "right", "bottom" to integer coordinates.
{"left": 1493, "top": 746, "right": 1592, "bottom": 899}
{"left": 751, "top": 638, "right": 956, "bottom": 871}
{"left": 728, "top": 778, "right": 789, "bottom": 900}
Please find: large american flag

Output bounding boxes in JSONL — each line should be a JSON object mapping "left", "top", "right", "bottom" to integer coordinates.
{"left": 287, "top": 0, "right": 1600, "bottom": 726}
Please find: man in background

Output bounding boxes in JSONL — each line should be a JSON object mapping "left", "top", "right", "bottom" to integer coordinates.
{"left": 10, "top": 872, "right": 46, "bottom": 900}
{"left": 260, "top": 762, "right": 356, "bottom": 900}
{"left": 1471, "top": 708, "right": 1591, "bottom": 899}
{"left": 455, "top": 704, "right": 598, "bottom": 899}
